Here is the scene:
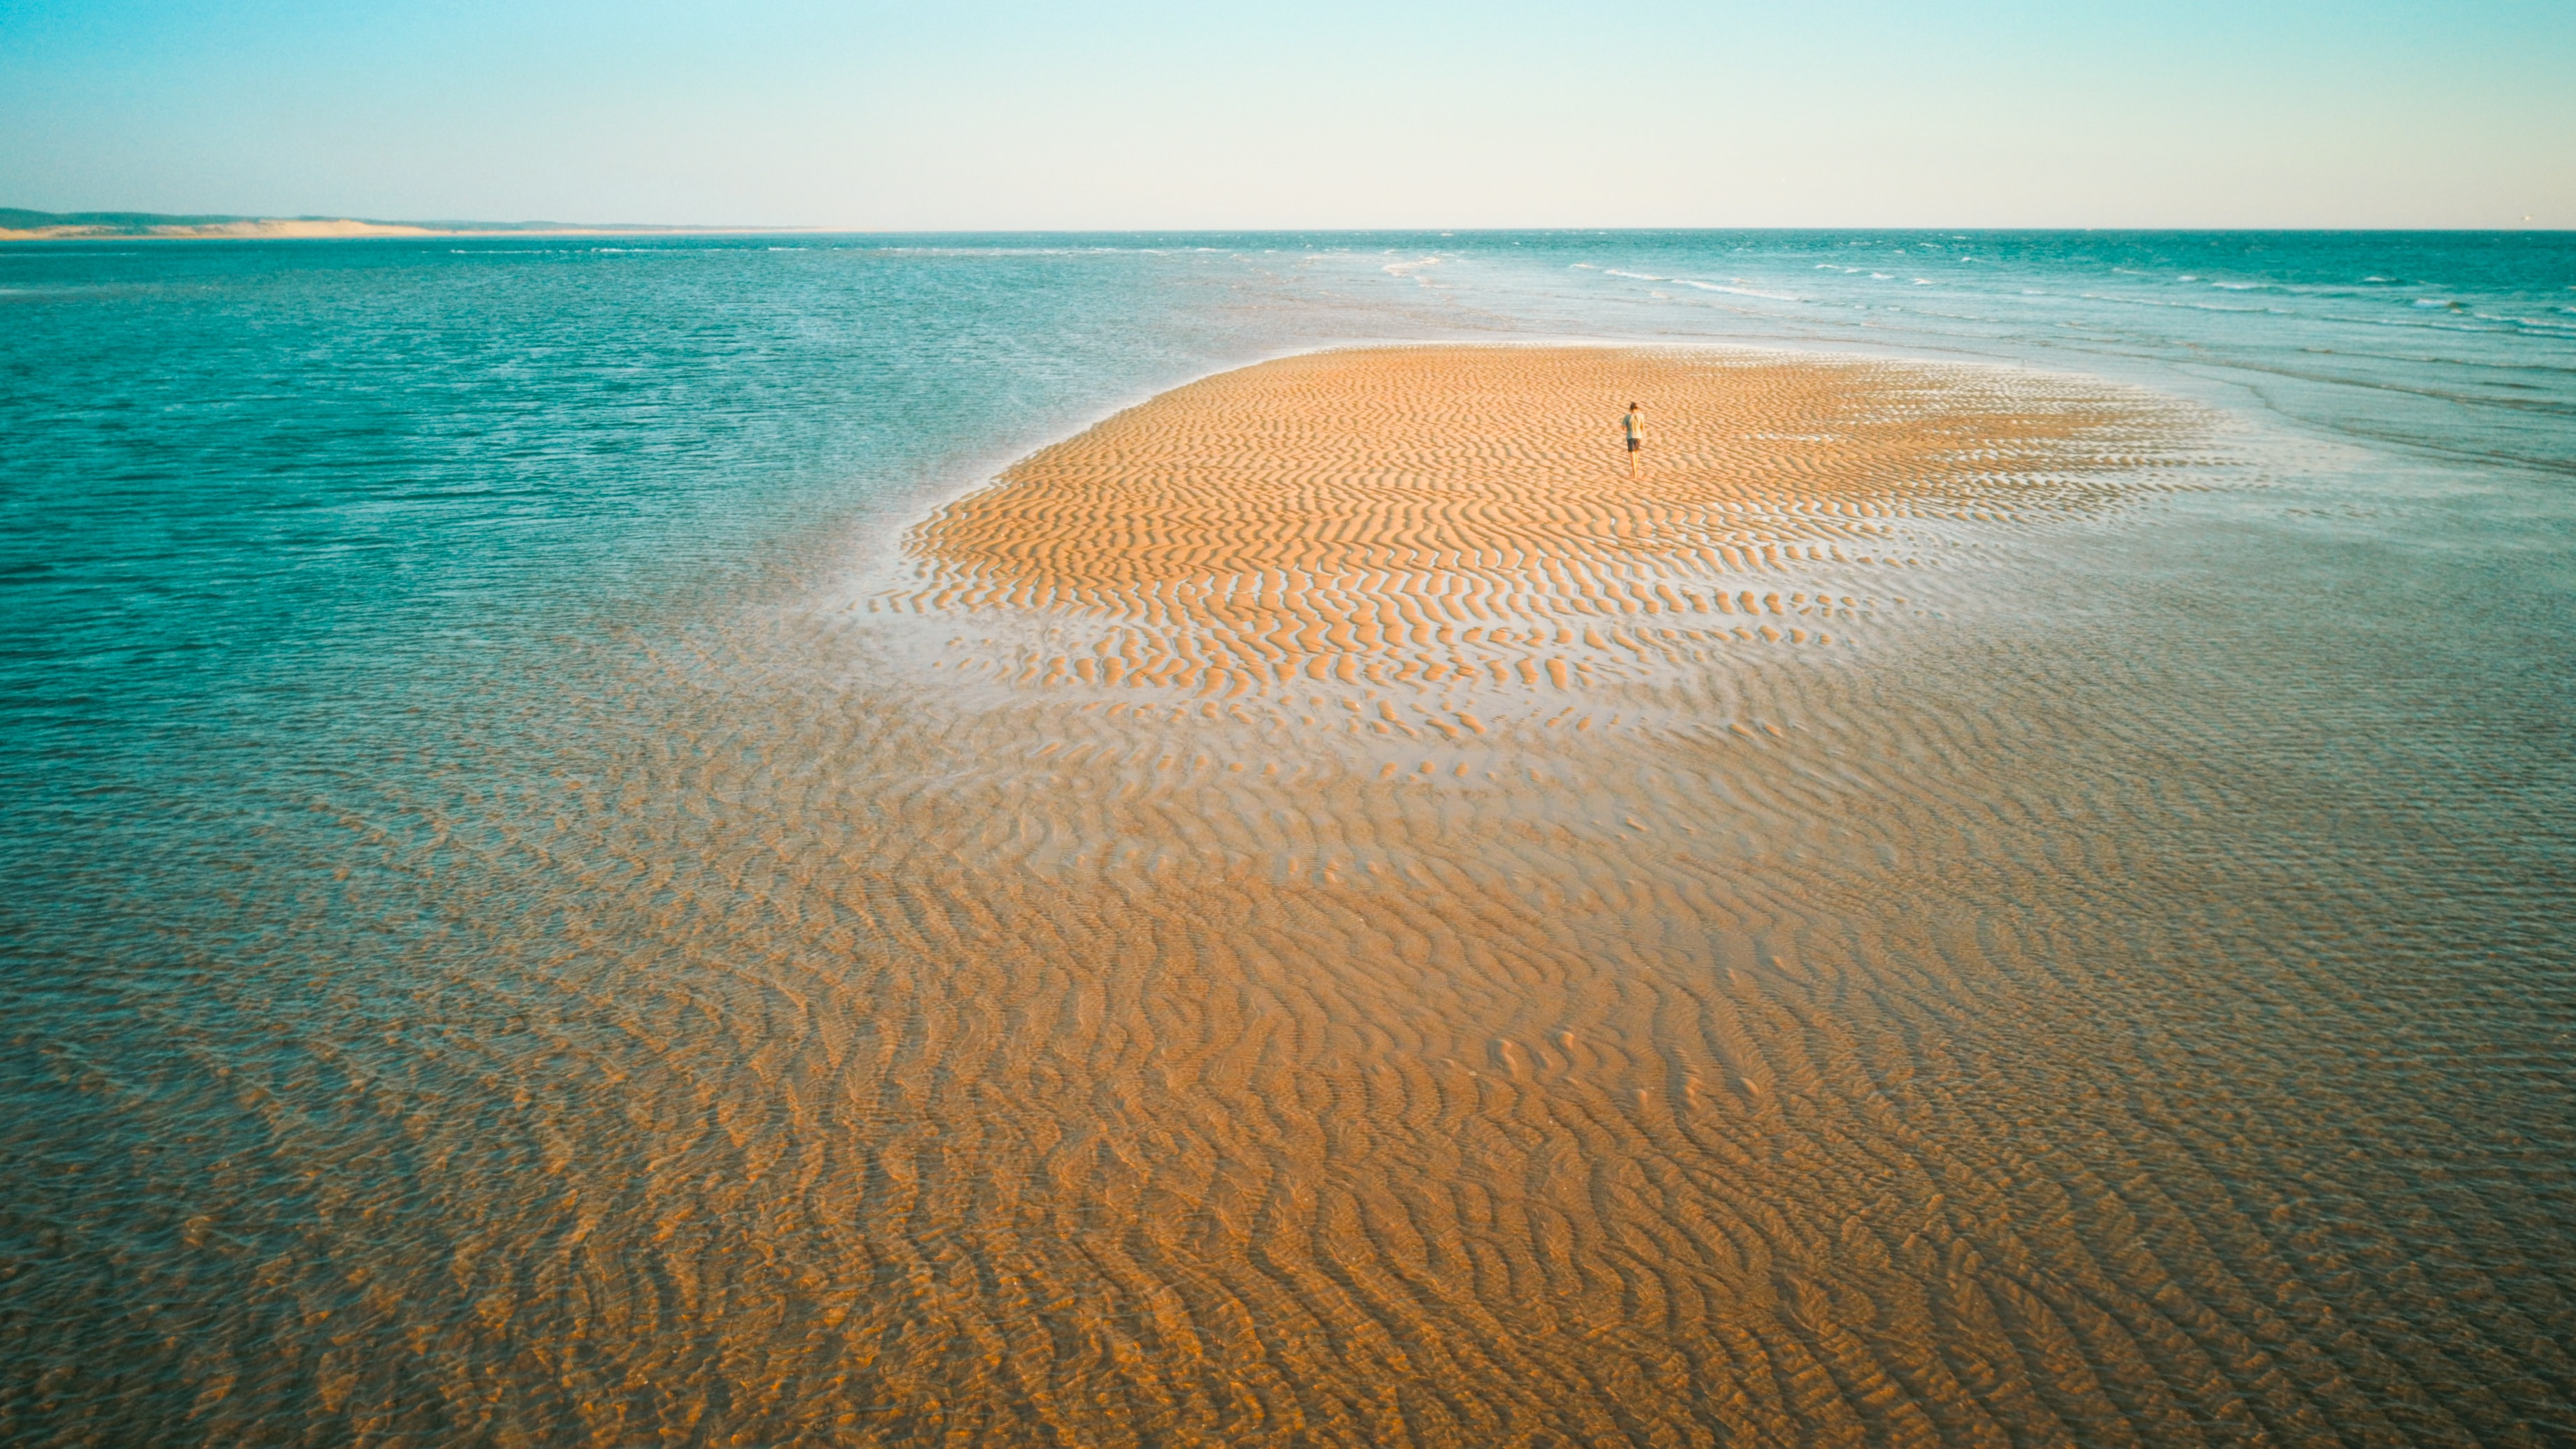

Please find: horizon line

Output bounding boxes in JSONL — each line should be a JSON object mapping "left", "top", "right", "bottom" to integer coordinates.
{"left": 4, "top": 212, "right": 2570, "bottom": 242}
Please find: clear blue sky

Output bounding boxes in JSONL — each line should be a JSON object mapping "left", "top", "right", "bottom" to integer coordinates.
{"left": 4, "top": 0, "right": 2570, "bottom": 228}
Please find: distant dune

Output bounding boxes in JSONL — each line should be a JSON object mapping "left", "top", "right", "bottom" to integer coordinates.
{"left": 0, "top": 208, "right": 786, "bottom": 241}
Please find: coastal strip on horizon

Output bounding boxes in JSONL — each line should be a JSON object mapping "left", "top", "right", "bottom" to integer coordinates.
{"left": 0, "top": 207, "right": 794, "bottom": 241}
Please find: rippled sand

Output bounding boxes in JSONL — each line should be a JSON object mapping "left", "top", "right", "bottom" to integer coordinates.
{"left": 15, "top": 347, "right": 2571, "bottom": 1446}
{"left": 883, "top": 344, "right": 2187, "bottom": 701}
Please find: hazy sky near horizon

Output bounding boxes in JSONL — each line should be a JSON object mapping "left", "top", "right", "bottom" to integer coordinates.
{"left": 4, "top": 0, "right": 2571, "bottom": 229}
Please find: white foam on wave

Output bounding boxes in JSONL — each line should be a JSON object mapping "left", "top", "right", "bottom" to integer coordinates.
{"left": 1675, "top": 279, "right": 1803, "bottom": 302}
{"left": 2081, "top": 291, "right": 2284, "bottom": 317}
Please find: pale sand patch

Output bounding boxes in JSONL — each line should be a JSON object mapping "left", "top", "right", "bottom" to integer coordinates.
{"left": 881, "top": 344, "right": 2196, "bottom": 697}
{"left": 0, "top": 219, "right": 798, "bottom": 241}
{"left": 0, "top": 219, "right": 433, "bottom": 242}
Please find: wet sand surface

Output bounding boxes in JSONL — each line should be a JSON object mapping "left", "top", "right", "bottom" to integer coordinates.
{"left": 13, "top": 348, "right": 2570, "bottom": 1445}
{"left": 889, "top": 345, "right": 2188, "bottom": 701}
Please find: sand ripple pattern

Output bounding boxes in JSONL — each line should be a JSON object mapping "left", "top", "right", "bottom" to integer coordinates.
{"left": 885, "top": 346, "right": 2193, "bottom": 694}
{"left": 8, "top": 351, "right": 2570, "bottom": 1447}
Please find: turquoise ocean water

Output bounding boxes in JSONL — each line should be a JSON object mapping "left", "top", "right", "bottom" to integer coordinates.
{"left": 10, "top": 233, "right": 2569, "bottom": 891}
{"left": 3, "top": 232, "right": 2572, "bottom": 1441}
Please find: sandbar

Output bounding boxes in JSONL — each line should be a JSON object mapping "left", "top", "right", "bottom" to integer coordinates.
{"left": 887, "top": 344, "right": 2189, "bottom": 697}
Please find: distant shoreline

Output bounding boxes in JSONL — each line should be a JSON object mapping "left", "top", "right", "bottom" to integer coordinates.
{"left": 9, "top": 214, "right": 2566, "bottom": 242}
{"left": 0, "top": 209, "right": 799, "bottom": 242}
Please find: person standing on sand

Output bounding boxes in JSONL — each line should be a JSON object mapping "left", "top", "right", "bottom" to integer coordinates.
{"left": 1623, "top": 402, "right": 1645, "bottom": 478}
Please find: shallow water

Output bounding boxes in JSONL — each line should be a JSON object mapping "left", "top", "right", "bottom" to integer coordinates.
{"left": 3, "top": 232, "right": 2571, "bottom": 1446}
